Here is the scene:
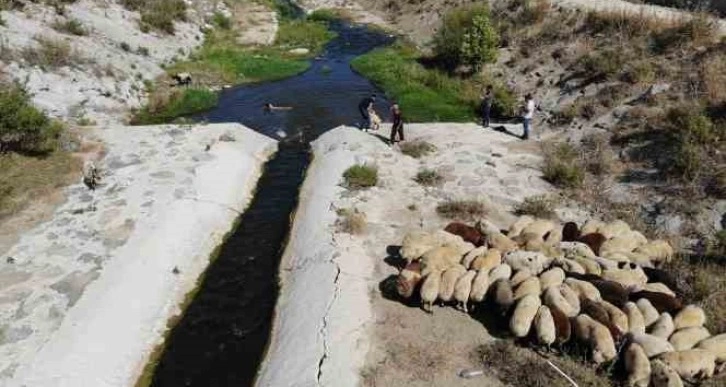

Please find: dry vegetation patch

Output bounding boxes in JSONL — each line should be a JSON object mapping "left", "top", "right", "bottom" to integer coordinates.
{"left": 400, "top": 140, "right": 436, "bottom": 158}
{"left": 335, "top": 208, "right": 367, "bottom": 234}
{"left": 436, "top": 199, "right": 487, "bottom": 221}
{"left": 514, "top": 194, "right": 557, "bottom": 218}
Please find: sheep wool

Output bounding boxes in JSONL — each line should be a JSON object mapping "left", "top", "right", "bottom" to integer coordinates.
{"left": 510, "top": 294, "right": 541, "bottom": 338}
{"left": 521, "top": 219, "right": 556, "bottom": 240}
{"left": 550, "top": 303, "right": 571, "bottom": 344}
{"left": 544, "top": 227, "right": 563, "bottom": 245}
{"left": 624, "top": 302, "right": 647, "bottom": 335}
{"left": 634, "top": 240, "right": 674, "bottom": 264}
{"left": 469, "top": 269, "right": 491, "bottom": 303}
{"left": 629, "top": 333, "right": 675, "bottom": 358}
{"left": 625, "top": 343, "right": 651, "bottom": 387}
{"left": 598, "top": 219, "right": 631, "bottom": 240}
{"left": 491, "top": 279, "right": 514, "bottom": 309}
{"left": 503, "top": 250, "right": 551, "bottom": 275}
{"left": 487, "top": 263, "right": 512, "bottom": 283}
{"left": 658, "top": 349, "right": 716, "bottom": 380}
{"left": 650, "top": 313, "right": 676, "bottom": 340}
{"left": 400, "top": 231, "right": 436, "bottom": 263}
{"left": 539, "top": 267, "right": 565, "bottom": 290}
{"left": 462, "top": 246, "right": 487, "bottom": 269}
{"left": 602, "top": 267, "right": 648, "bottom": 288}
{"left": 508, "top": 215, "right": 535, "bottom": 238}
{"left": 439, "top": 265, "right": 467, "bottom": 302}
{"left": 591, "top": 279, "right": 629, "bottom": 307}
{"left": 510, "top": 268, "right": 533, "bottom": 287}
{"left": 599, "top": 299, "right": 630, "bottom": 334}
{"left": 630, "top": 291, "right": 683, "bottom": 315}
{"left": 600, "top": 235, "right": 642, "bottom": 257}
{"left": 396, "top": 261, "right": 423, "bottom": 299}
{"left": 454, "top": 270, "right": 477, "bottom": 312}
{"left": 486, "top": 231, "right": 519, "bottom": 254}
{"left": 577, "top": 233, "right": 607, "bottom": 256}
{"left": 582, "top": 298, "right": 623, "bottom": 341}
{"left": 559, "top": 241, "right": 596, "bottom": 259}
{"left": 669, "top": 327, "right": 711, "bottom": 351}
{"left": 420, "top": 245, "right": 461, "bottom": 277}
{"left": 543, "top": 286, "right": 577, "bottom": 317}
{"left": 514, "top": 276, "right": 541, "bottom": 301}
{"left": 573, "top": 256, "right": 602, "bottom": 276}
{"left": 695, "top": 333, "right": 726, "bottom": 362}
{"left": 581, "top": 219, "right": 605, "bottom": 235}
{"left": 420, "top": 270, "right": 442, "bottom": 313}
{"left": 650, "top": 359, "right": 684, "bottom": 387}
{"left": 573, "top": 314, "right": 617, "bottom": 364}
{"left": 642, "top": 282, "right": 676, "bottom": 298}
{"left": 535, "top": 305, "right": 556, "bottom": 346}
{"left": 564, "top": 278, "right": 601, "bottom": 302}
{"left": 557, "top": 258, "right": 586, "bottom": 274}
{"left": 559, "top": 283, "right": 581, "bottom": 315}
{"left": 444, "top": 222, "right": 484, "bottom": 247}
{"left": 673, "top": 305, "right": 706, "bottom": 330}
{"left": 636, "top": 298, "right": 660, "bottom": 328}
{"left": 470, "top": 248, "right": 501, "bottom": 272}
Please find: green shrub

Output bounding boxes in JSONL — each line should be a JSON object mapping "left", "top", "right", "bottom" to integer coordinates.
{"left": 514, "top": 195, "right": 557, "bottom": 218}
{"left": 276, "top": 19, "right": 336, "bottom": 52}
{"left": 120, "top": 42, "right": 131, "bottom": 52}
{"left": 52, "top": 18, "right": 88, "bottom": 36}
{"left": 436, "top": 199, "right": 487, "bottom": 221}
{"left": 131, "top": 88, "right": 217, "bottom": 125}
{"left": 308, "top": 8, "right": 339, "bottom": 23}
{"left": 212, "top": 11, "right": 231, "bottom": 30}
{"left": 0, "top": 83, "right": 62, "bottom": 153}
{"left": 433, "top": 4, "right": 498, "bottom": 70}
{"left": 21, "top": 36, "right": 80, "bottom": 69}
{"left": 400, "top": 140, "right": 436, "bottom": 158}
{"left": 137, "top": 46, "right": 150, "bottom": 56}
{"left": 541, "top": 142, "right": 584, "bottom": 188}
{"left": 342, "top": 164, "right": 378, "bottom": 189}
{"left": 414, "top": 168, "right": 443, "bottom": 186}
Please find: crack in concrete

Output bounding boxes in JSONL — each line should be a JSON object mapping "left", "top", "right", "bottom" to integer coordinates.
{"left": 179, "top": 197, "right": 243, "bottom": 214}
{"left": 316, "top": 240, "right": 342, "bottom": 385}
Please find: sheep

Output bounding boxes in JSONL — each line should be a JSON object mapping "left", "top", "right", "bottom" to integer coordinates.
{"left": 577, "top": 233, "right": 607, "bottom": 256}
{"left": 510, "top": 268, "right": 533, "bottom": 287}
{"left": 630, "top": 291, "right": 683, "bottom": 315}
{"left": 673, "top": 305, "right": 705, "bottom": 330}
{"left": 469, "top": 269, "right": 491, "bottom": 303}
{"left": 514, "top": 276, "right": 541, "bottom": 301}
{"left": 625, "top": 252, "right": 655, "bottom": 268}
{"left": 562, "top": 221, "right": 580, "bottom": 242}
{"left": 439, "top": 265, "right": 467, "bottom": 302}
{"left": 521, "top": 219, "right": 556, "bottom": 240}
{"left": 488, "top": 263, "right": 512, "bottom": 283}
{"left": 600, "top": 299, "right": 630, "bottom": 333}
{"left": 510, "top": 294, "right": 541, "bottom": 338}
{"left": 513, "top": 232, "right": 543, "bottom": 248}
{"left": 591, "top": 279, "right": 630, "bottom": 308}
{"left": 503, "top": 250, "right": 551, "bottom": 275}
{"left": 491, "top": 279, "right": 515, "bottom": 310}
{"left": 559, "top": 241, "right": 596, "bottom": 259}
{"left": 650, "top": 313, "right": 676, "bottom": 340}
{"left": 636, "top": 298, "right": 660, "bottom": 327}
{"left": 642, "top": 267, "right": 680, "bottom": 294}
{"left": 629, "top": 333, "right": 675, "bottom": 358}
{"left": 535, "top": 305, "right": 556, "bottom": 346}
{"left": 582, "top": 298, "right": 623, "bottom": 341}
{"left": 658, "top": 349, "right": 716, "bottom": 380}
{"left": 625, "top": 343, "right": 651, "bottom": 387}
{"left": 396, "top": 261, "right": 422, "bottom": 298}
{"left": 650, "top": 359, "right": 684, "bottom": 387}
{"left": 625, "top": 302, "right": 647, "bottom": 334}
{"left": 420, "top": 270, "right": 442, "bottom": 313}
{"left": 573, "top": 257, "right": 602, "bottom": 276}
{"left": 508, "top": 215, "right": 535, "bottom": 238}
{"left": 573, "top": 314, "right": 618, "bottom": 364}
{"left": 598, "top": 219, "right": 631, "bottom": 239}
{"left": 445, "top": 239, "right": 476, "bottom": 258}
{"left": 600, "top": 235, "right": 643, "bottom": 257}
{"left": 401, "top": 231, "right": 437, "bottom": 263}
{"left": 543, "top": 286, "right": 577, "bottom": 317}
{"left": 564, "top": 278, "right": 602, "bottom": 302}
{"left": 544, "top": 227, "right": 562, "bottom": 245}
{"left": 592, "top": 255, "right": 619, "bottom": 270}
{"left": 602, "top": 267, "right": 648, "bottom": 288}
{"left": 420, "top": 245, "right": 462, "bottom": 277}
{"left": 695, "top": 333, "right": 726, "bottom": 362}
{"left": 462, "top": 246, "right": 487, "bottom": 269}
{"left": 551, "top": 303, "right": 572, "bottom": 344}
{"left": 539, "top": 267, "right": 565, "bottom": 290}
{"left": 555, "top": 258, "right": 586, "bottom": 274}
{"left": 581, "top": 219, "right": 605, "bottom": 235}
{"left": 471, "top": 248, "right": 501, "bottom": 272}
{"left": 454, "top": 270, "right": 477, "bottom": 312}
{"left": 669, "top": 327, "right": 711, "bottom": 351}
{"left": 642, "top": 283, "right": 677, "bottom": 298}
{"left": 634, "top": 240, "right": 674, "bottom": 264}
{"left": 432, "top": 229, "right": 466, "bottom": 246}
{"left": 172, "top": 72, "right": 192, "bottom": 86}
{"left": 444, "top": 222, "right": 484, "bottom": 247}
{"left": 485, "top": 231, "right": 519, "bottom": 254}
{"left": 559, "top": 283, "right": 581, "bottom": 315}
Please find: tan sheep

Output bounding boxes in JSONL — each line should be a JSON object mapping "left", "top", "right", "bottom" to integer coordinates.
{"left": 521, "top": 219, "right": 556, "bottom": 240}
{"left": 650, "top": 313, "right": 676, "bottom": 340}
{"left": 514, "top": 276, "right": 541, "bottom": 301}
{"left": 642, "top": 283, "right": 676, "bottom": 298}
{"left": 602, "top": 267, "right": 648, "bottom": 288}
{"left": 510, "top": 268, "right": 533, "bottom": 287}
{"left": 658, "top": 349, "right": 716, "bottom": 380}
{"left": 669, "top": 327, "right": 711, "bottom": 351}
{"left": 573, "top": 256, "right": 602, "bottom": 276}
{"left": 508, "top": 215, "right": 535, "bottom": 238}
{"left": 637, "top": 298, "right": 660, "bottom": 328}
{"left": 543, "top": 286, "right": 578, "bottom": 317}
{"left": 559, "top": 283, "right": 581, "bottom": 315}
{"left": 470, "top": 248, "right": 501, "bottom": 272}
{"left": 598, "top": 219, "right": 631, "bottom": 239}
{"left": 695, "top": 333, "right": 726, "bottom": 362}
{"left": 420, "top": 245, "right": 461, "bottom": 277}
{"left": 545, "top": 226, "right": 563, "bottom": 245}
{"left": 559, "top": 241, "right": 597, "bottom": 259}
{"left": 461, "top": 246, "right": 487, "bottom": 269}
{"left": 438, "top": 265, "right": 467, "bottom": 302}
{"left": 454, "top": 270, "right": 477, "bottom": 312}
{"left": 673, "top": 305, "right": 706, "bottom": 330}
{"left": 510, "top": 294, "right": 541, "bottom": 338}
{"left": 513, "top": 231, "right": 543, "bottom": 248}
{"left": 600, "top": 235, "right": 642, "bottom": 257}
{"left": 400, "top": 231, "right": 436, "bottom": 263}
{"left": 503, "top": 250, "right": 552, "bottom": 275}
{"left": 539, "top": 267, "right": 565, "bottom": 290}
{"left": 573, "top": 314, "right": 618, "bottom": 364}
{"left": 630, "top": 333, "right": 675, "bottom": 358}
{"left": 582, "top": 298, "right": 624, "bottom": 341}
{"left": 650, "top": 359, "right": 684, "bottom": 387}
{"left": 600, "top": 300, "right": 630, "bottom": 333}
{"left": 625, "top": 252, "right": 655, "bottom": 268}
{"left": 581, "top": 219, "right": 605, "bottom": 235}
{"left": 485, "top": 231, "right": 519, "bottom": 254}
{"left": 634, "top": 240, "right": 674, "bottom": 264}
{"left": 564, "top": 278, "right": 602, "bottom": 301}
{"left": 535, "top": 305, "right": 556, "bottom": 346}
{"left": 625, "top": 343, "right": 651, "bottom": 387}
{"left": 420, "top": 270, "right": 442, "bottom": 313}
{"left": 555, "top": 258, "right": 586, "bottom": 274}
{"left": 469, "top": 269, "right": 491, "bottom": 303}
{"left": 625, "top": 302, "right": 647, "bottom": 335}
{"left": 488, "top": 263, "right": 512, "bottom": 283}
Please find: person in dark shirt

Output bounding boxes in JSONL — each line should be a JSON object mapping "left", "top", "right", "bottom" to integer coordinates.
{"left": 481, "top": 85, "right": 493, "bottom": 128}
{"left": 390, "top": 103, "right": 404, "bottom": 144}
{"left": 358, "top": 95, "right": 376, "bottom": 131}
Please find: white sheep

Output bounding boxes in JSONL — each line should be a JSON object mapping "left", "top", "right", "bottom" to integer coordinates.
{"left": 470, "top": 248, "right": 501, "bottom": 272}
{"left": 521, "top": 219, "right": 556, "bottom": 240}
{"left": 564, "top": 278, "right": 602, "bottom": 302}
{"left": 573, "top": 314, "right": 617, "bottom": 364}
{"left": 669, "top": 327, "right": 711, "bottom": 351}
{"left": 581, "top": 219, "right": 605, "bottom": 235}
{"left": 438, "top": 265, "right": 467, "bottom": 302}
{"left": 503, "top": 250, "right": 552, "bottom": 274}
{"left": 454, "top": 270, "right": 477, "bottom": 312}
{"left": 539, "top": 267, "right": 565, "bottom": 290}
{"left": 630, "top": 333, "right": 675, "bottom": 358}
{"left": 602, "top": 267, "right": 648, "bottom": 288}
{"left": 545, "top": 226, "right": 563, "bottom": 245}
{"left": 650, "top": 313, "right": 676, "bottom": 340}
{"left": 658, "top": 349, "right": 716, "bottom": 380}
{"left": 559, "top": 241, "right": 596, "bottom": 259}
{"left": 462, "top": 246, "right": 487, "bottom": 269}
{"left": 508, "top": 215, "right": 535, "bottom": 238}
{"left": 485, "top": 230, "right": 519, "bottom": 254}
{"left": 510, "top": 268, "right": 533, "bottom": 287}
{"left": 487, "top": 263, "right": 512, "bottom": 283}
{"left": 650, "top": 359, "right": 684, "bottom": 387}
{"left": 634, "top": 240, "right": 674, "bottom": 264}
{"left": 543, "top": 286, "right": 577, "bottom": 317}
{"left": 559, "top": 283, "right": 581, "bottom": 315}
{"left": 510, "top": 294, "right": 541, "bottom": 338}
{"left": 673, "top": 305, "right": 706, "bottom": 330}
{"left": 598, "top": 219, "right": 631, "bottom": 239}
{"left": 637, "top": 298, "right": 660, "bottom": 328}
{"left": 420, "top": 245, "right": 461, "bottom": 277}
{"left": 420, "top": 270, "right": 442, "bottom": 313}
{"left": 573, "top": 256, "right": 602, "bottom": 276}
{"left": 554, "top": 258, "right": 586, "bottom": 274}
{"left": 535, "top": 305, "right": 556, "bottom": 346}
{"left": 625, "top": 343, "right": 651, "bottom": 387}
{"left": 469, "top": 269, "right": 491, "bottom": 303}
{"left": 695, "top": 333, "right": 726, "bottom": 362}
{"left": 492, "top": 278, "right": 514, "bottom": 309}
{"left": 514, "top": 276, "right": 541, "bottom": 301}
{"left": 600, "top": 235, "right": 642, "bottom": 257}
{"left": 401, "top": 231, "right": 436, "bottom": 263}
{"left": 625, "top": 302, "right": 647, "bottom": 335}
{"left": 642, "top": 283, "right": 676, "bottom": 297}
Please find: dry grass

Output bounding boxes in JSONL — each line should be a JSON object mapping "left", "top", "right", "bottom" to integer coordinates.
{"left": 541, "top": 142, "right": 584, "bottom": 189}
{"left": 414, "top": 168, "right": 443, "bottom": 186}
{"left": 399, "top": 140, "right": 436, "bottom": 158}
{"left": 701, "top": 54, "right": 726, "bottom": 106}
{"left": 436, "top": 199, "right": 487, "bottom": 221}
{"left": 335, "top": 208, "right": 367, "bottom": 235}
{"left": 514, "top": 194, "right": 557, "bottom": 219}
{"left": 342, "top": 164, "right": 378, "bottom": 190}
{"left": 21, "top": 35, "right": 83, "bottom": 69}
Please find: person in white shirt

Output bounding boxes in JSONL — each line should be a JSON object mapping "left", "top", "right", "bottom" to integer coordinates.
{"left": 522, "top": 94, "right": 535, "bottom": 140}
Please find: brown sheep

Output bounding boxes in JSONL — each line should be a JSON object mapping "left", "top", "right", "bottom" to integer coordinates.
{"left": 444, "top": 222, "right": 484, "bottom": 247}
{"left": 577, "top": 233, "right": 607, "bottom": 256}
{"left": 629, "top": 291, "right": 683, "bottom": 315}
{"left": 581, "top": 298, "right": 623, "bottom": 341}
{"left": 562, "top": 221, "right": 580, "bottom": 242}
{"left": 591, "top": 279, "right": 630, "bottom": 308}
{"left": 396, "top": 261, "right": 422, "bottom": 299}
{"left": 573, "top": 314, "right": 618, "bottom": 364}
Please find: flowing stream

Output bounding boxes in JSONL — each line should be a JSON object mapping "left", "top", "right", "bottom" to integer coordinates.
{"left": 149, "top": 17, "right": 393, "bottom": 387}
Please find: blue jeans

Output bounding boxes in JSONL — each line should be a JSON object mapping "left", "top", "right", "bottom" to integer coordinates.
{"left": 482, "top": 105, "right": 491, "bottom": 127}
{"left": 522, "top": 118, "right": 531, "bottom": 139}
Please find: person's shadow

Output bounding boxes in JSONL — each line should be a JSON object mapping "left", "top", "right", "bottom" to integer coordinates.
{"left": 491, "top": 124, "right": 523, "bottom": 139}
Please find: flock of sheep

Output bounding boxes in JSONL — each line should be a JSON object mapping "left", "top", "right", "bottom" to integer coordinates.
{"left": 394, "top": 216, "right": 726, "bottom": 386}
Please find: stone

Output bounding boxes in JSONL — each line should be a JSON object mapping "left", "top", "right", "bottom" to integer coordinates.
{"left": 288, "top": 48, "right": 310, "bottom": 55}
{"left": 219, "top": 133, "right": 236, "bottom": 142}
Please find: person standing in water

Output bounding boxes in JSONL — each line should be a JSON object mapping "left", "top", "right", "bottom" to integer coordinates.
{"left": 390, "top": 103, "right": 404, "bottom": 144}
{"left": 521, "top": 93, "right": 535, "bottom": 140}
{"left": 358, "top": 94, "right": 376, "bottom": 132}
{"left": 481, "top": 85, "right": 493, "bottom": 128}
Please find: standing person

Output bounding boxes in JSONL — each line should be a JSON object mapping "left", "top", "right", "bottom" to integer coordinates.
{"left": 481, "top": 85, "right": 494, "bottom": 128}
{"left": 521, "top": 93, "right": 535, "bottom": 140}
{"left": 390, "top": 103, "right": 404, "bottom": 144}
{"left": 358, "top": 94, "right": 376, "bottom": 132}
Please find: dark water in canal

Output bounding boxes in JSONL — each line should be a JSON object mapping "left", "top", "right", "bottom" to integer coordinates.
{"left": 149, "top": 17, "right": 394, "bottom": 387}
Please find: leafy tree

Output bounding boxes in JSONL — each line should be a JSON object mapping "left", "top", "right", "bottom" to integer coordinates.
{"left": 433, "top": 5, "right": 499, "bottom": 71}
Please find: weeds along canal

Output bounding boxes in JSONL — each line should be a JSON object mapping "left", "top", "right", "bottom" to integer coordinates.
{"left": 148, "top": 19, "right": 394, "bottom": 387}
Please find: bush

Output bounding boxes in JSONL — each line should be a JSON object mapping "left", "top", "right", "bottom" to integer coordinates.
{"left": 130, "top": 88, "right": 217, "bottom": 125}
{"left": 335, "top": 208, "right": 367, "bottom": 234}
{"left": 276, "top": 19, "right": 336, "bottom": 52}
{"left": 137, "top": 46, "right": 150, "bottom": 56}
{"left": 0, "top": 83, "right": 62, "bottom": 153}
{"left": 436, "top": 199, "right": 487, "bottom": 221}
{"left": 52, "top": 18, "right": 87, "bottom": 36}
{"left": 414, "top": 168, "right": 443, "bottom": 186}
{"left": 653, "top": 14, "right": 717, "bottom": 52}
{"left": 128, "top": 0, "right": 187, "bottom": 35}
{"left": 665, "top": 105, "right": 715, "bottom": 181}
{"left": 433, "top": 4, "right": 498, "bottom": 70}
{"left": 400, "top": 140, "right": 436, "bottom": 158}
{"left": 541, "top": 142, "right": 584, "bottom": 188}
{"left": 514, "top": 195, "right": 557, "bottom": 218}
{"left": 342, "top": 164, "right": 378, "bottom": 189}
{"left": 21, "top": 36, "right": 79, "bottom": 69}
{"left": 211, "top": 11, "right": 231, "bottom": 30}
